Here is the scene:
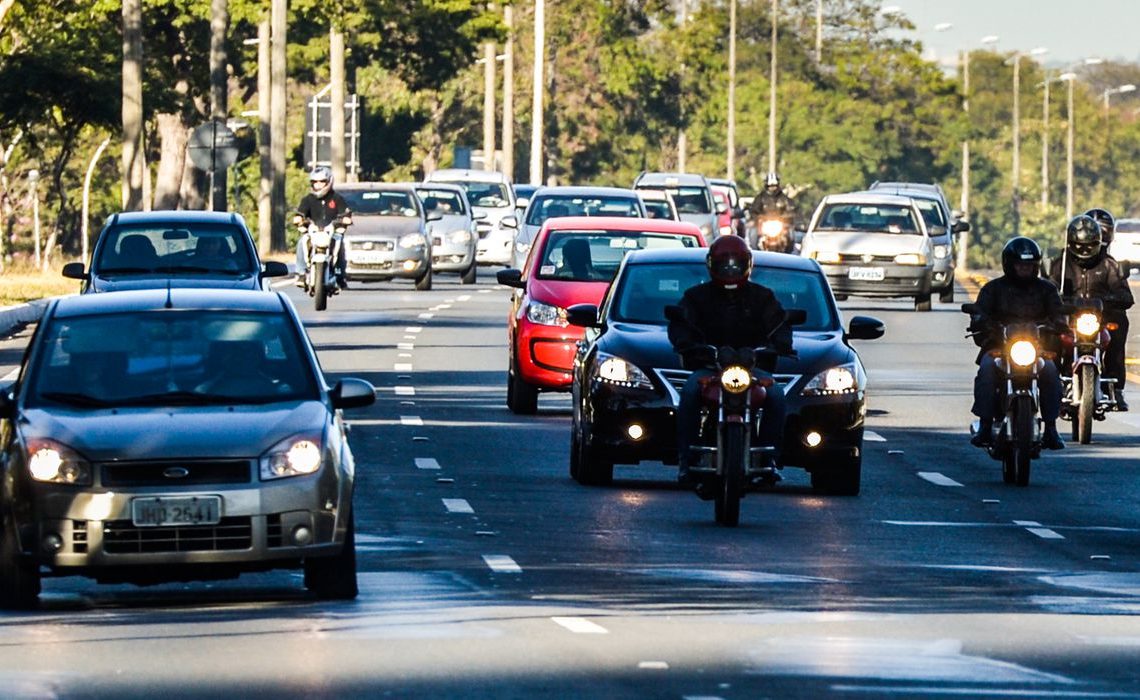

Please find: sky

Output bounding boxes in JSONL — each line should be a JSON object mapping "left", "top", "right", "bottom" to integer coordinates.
{"left": 884, "top": 0, "right": 1140, "bottom": 68}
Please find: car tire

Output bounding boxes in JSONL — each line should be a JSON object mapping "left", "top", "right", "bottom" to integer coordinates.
{"left": 0, "top": 512, "right": 40, "bottom": 610}
{"left": 577, "top": 433, "right": 614, "bottom": 486}
{"left": 461, "top": 261, "right": 477, "bottom": 285}
{"left": 810, "top": 455, "right": 862, "bottom": 496}
{"left": 914, "top": 293, "right": 932, "bottom": 312}
{"left": 507, "top": 361, "right": 538, "bottom": 415}
{"left": 939, "top": 286, "right": 954, "bottom": 303}
{"left": 304, "top": 511, "right": 358, "bottom": 600}
{"left": 415, "top": 266, "right": 433, "bottom": 291}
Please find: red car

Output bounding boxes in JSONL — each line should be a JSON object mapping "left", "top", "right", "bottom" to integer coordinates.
{"left": 496, "top": 216, "right": 706, "bottom": 414}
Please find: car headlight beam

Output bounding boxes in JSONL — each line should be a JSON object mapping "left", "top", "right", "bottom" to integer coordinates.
{"left": 261, "top": 434, "right": 325, "bottom": 480}
{"left": 26, "top": 439, "right": 92, "bottom": 485}
{"left": 594, "top": 353, "right": 654, "bottom": 390}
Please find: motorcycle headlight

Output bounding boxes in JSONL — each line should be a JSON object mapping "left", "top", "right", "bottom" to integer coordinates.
{"left": 894, "top": 253, "right": 927, "bottom": 265}
{"left": 933, "top": 245, "right": 950, "bottom": 259}
{"left": 1075, "top": 312, "right": 1100, "bottom": 337}
{"left": 309, "top": 229, "right": 333, "bottom": 248}
{"left": 26, "top": 438, "right": 91, "bottom": 485}
{"left": 593, "top": 353, "right": 654, "bottom": 390}
{"left": 448, "top": 230, "right": 472, "bottom": 245}
{"left": 813, "top": 250, "right": 841, "bottom": 264}
{"left": 398, "top": 233, "right": 427, "bottom": 248}
{"left": 1009, "top": 340, "right": 1038, "bottom": 367}
{"left": 761, "top": 220, "right": 784, "bottom": 236}
{"left": 260, "top": 434, "right": 324, "bottom": 480}
{"left": 525, "top": 299, "right": 568, "bottom": 327}
{"left": 720, "top": 366, "right": 752, "bottom": 394}
{"left": 802, "top": 363, "right": 859, "bottom": 396}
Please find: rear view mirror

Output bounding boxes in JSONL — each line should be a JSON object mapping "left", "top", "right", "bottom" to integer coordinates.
{"left": 262, "top": 261, "right": 289, "bottom": 278}
{"left": 163, "top": 229, "right": 190, "bottom": 240}
{"left": 426, "top": 211, "right": 443, "bottom": 222}
{"left": 330, "top": 378, "right": 377, "bottom": 410}
{"left": 715, "top": 201, "right": 729, "bottom": 215}
{"left": 846, "top": 316, "right": 884, "bottom": 341}
{"left": 566, "top": 304, "right": 599, "bottom": 328}
{"left": 472, "top": 211, "right": 489, "bottom": 221}
{"left": 62, "top": 262, "right": 86, "bottom": 280}
{"left": 496, "top": 268, "right": 525, "bottom": 289}
{"left": 516, "top": 197, "right": 530, "bottom": 210}
{"left": 784, "top": 309, "right": 808, "bottom": 326}
{"left": 951, "top": 220, "right": 971, "bottom": 234}
{"left": 500, "top": 215, "right": 519, "bottom": 229}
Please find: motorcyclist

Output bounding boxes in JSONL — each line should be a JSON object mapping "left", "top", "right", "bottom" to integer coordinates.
{"left": 969, "top": 236, "right": 1066, "bottom": 450}
{"left": 294, "top": 166, "right": 351, "bottom": 289}
{"left": 667, "top": 235, "right": 793, "bottom": 487}
{"left": 1049, "top": 213, "right": 1134, "bottom": 411}
{"left": 747, "top": 171, "right": 796, "bottom": 251}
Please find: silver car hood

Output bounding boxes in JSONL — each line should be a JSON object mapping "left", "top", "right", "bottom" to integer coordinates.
{"left": 427, "top": 214, "right": 470, "bottom": 234}
{"left": 348, "top": 217, "right": 423, "bottom": 238}
{"left": 807, "top": 230, "right": 930, "bottom": 255}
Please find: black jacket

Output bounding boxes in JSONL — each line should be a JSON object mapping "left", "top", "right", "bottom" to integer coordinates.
{"left": 971, "top": 275, "right": 1065, "bottom": 362}
{"left": 296, "top": 191, "right": 350, "bottom": 228}
{"left": 1047, "top": 251, "right": 1134, "bottom": 316}
{"left": 668, "top": 281, "right": 793, "bottom": 371}
{"left": 748, "top": 189, "right": 796, "bottom": 225}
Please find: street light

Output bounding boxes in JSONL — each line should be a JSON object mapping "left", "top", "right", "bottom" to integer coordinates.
{"left": 1006, "top": 46, "right": 1048, "bottom": 236}
{"left": 1040, "top": 58, "right": 1102, "bottom": 212}
{"left": 956, "top": 35, "right": 999, "bottom": 271}
{"left": 1103, "top": 83, "right": 1136, "bottom": 112}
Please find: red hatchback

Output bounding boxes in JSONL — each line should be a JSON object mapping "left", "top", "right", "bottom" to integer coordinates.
{"left": 496, "top": 216, "right": 706, "bottom": 414}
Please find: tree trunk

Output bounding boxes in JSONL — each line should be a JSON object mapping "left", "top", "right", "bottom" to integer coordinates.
{"left": 153, "top": 113, "right": 188, "bottom": 210}
{"left": 209, "top": 0, "right": 228, "bottom": 210}
{"left": 331, "top": 24, "right": 346, "bottom": 183}
{"left": 121, "top": 0, "right": 145, "bottom": 210}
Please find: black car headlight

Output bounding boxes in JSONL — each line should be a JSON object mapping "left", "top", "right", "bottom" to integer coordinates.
{"left": 801, "top": 362, "right": 859, "bottom": 396}
{"left": 260, "top": 433, "right": 325, "bottom": 480}
{"left": 593, "top": 352, "right": 654, "bottom": 390}
{"left": 26, "top": 438, "right": 92, "bottom": 485}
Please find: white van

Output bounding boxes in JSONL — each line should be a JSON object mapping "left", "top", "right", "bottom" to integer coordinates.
{"left": 423, "top": 169, "right": 518, "bottom": 266}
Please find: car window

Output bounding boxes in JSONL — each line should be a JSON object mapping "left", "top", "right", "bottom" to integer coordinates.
{"left": 639, "top": 186, "right": 711, "bottom": 214}
{"left": 815, "top": 204, "right": 921, "bottom": 234}
{"left": 1115, "top": 220, "right": 1140, "bottom": 234}
{"left": 611, "top": 262, "right": 837, "bottom": 332}
{"left": 27, "top": 310, "right": 319, "bottom": 407}
{"left": 642, "top": 200, "right": 675, "bottom": 220}
{"left": 535, "top": 231, "right": 699, "bottom": 282}
{"left": 95, "top": 224, "right": 253, "bottom": 274}
{"left": 910, "top": 199, "right": 946, "bottom": 229}
{"left": 454, "top": 182, "right": 510, "bottom": 208}
{"left": 341, "top": 190, "right": 419, "bottom": 217}
{"left": 416, "top": 189, "right": 467, "bottom": 216}
{"left": 526, "top": 195, "right": 642, "bottom": 226}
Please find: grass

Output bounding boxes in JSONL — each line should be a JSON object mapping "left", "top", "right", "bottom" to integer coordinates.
{"left": 0, "top": 264, "right": 80, "bottom": 306}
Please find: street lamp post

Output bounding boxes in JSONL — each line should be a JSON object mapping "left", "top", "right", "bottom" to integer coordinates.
{"left": 956, "top": 35, "right": 999, "bottom": 272}
{"left": 767, "top": 0, "right": 777, "bottom": 172}
{"left": 1103, "top": 83, "right": 1136, "bottom": 112}
{"left": 1007, "top": 46, "right": 1048, "bottom": 236}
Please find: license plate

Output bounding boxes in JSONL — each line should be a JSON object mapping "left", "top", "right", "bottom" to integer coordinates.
{"left": 848, "top": 266, "right": 885, "bottom": 281}
{"left": 350, "top": 251, "right": 389, "bottom": 264}
{"left": 131, "top": 496, "right": 222, "bottom": 527}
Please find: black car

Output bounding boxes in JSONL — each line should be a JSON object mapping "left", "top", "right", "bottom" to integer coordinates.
{"left": 63, "top": 210, "right": 289, "bottom": 293}
{"left": 0, "top": 288, "right": 375, "bottom": 608}
{"left": 567, "top": 249, "right": 884, "bottom": 495}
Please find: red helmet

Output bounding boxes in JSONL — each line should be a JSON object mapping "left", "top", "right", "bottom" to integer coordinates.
{"left": 706, "top": 235, "right": 753, "bottom": 288}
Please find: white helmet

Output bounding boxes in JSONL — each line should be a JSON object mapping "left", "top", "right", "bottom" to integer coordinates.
{"left": 309, "top": 166, "right": 333, "bottom": 198}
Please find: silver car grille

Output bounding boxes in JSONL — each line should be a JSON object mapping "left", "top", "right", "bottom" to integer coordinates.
{"left": 654, "top": 368, "right": 800, "bottom": 405}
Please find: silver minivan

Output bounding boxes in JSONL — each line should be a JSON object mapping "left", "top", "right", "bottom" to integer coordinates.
{"left": 800, "top": 192, "right": 938, "bottom": 311}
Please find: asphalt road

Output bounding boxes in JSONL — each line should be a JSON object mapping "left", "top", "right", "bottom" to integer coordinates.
{"left": 0, "top": 274, "right": 1139, "bottom": 699}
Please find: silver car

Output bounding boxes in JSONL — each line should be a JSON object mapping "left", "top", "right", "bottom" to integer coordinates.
{"left": 416, "top": 183, "right": 479, "bottom": 284}
{"left": 513, "top": 186, "right": 646, "bottom": 270}
{"left": 632, "top": 172, "right": 726, "bottom": 243}
{"left": 423, "top": 169, "right": 519, "bottom": 267}
{"left": 339, "top": 183, "right": 436, "bottom": 291}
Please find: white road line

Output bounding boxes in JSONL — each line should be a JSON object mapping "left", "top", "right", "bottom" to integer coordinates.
{"left": 442, "top": 498, "right": 474, "bottom": 514}
{"left": 683, "top": 696, "right": 725, "bottom": 700}
{"left": 395, "top": 386, "right": 415, "bottom": 396}
{"left": 414, "top": 458, "right": 441, "bottom": 470}
{"left": 830, "top": 686, "right": 1125, "bottom": 697}
{"left": 398, "top": 342, "right": 415, "bottom": 350}
{"left": 2, "top": 368, "right": 18, "bottom": 382}
{"left": 405, "top": 326, "right": 423, "bottom": 333}
{"left": 1014, "top": 520, "right": 1064, "bottom": 539}
{"left": 482, "top": 554, "right": 522, "bottom": 573}
{"left": 478, "top": 289, "right": 492, "bottom": 293}
{"left": 394, "top": 363, "right": 413, "bottom": 371}
{"left": 1013, "top": 520, "right": 1042, "bottom": 526}
{"left": 436, "top": 304, "right": 452, "bottom": 309}
{"left": 918, "top": 472, "right": 963, "bottom": 487}
{"left": 457, "top": 295, "right": 471, "bottom": 301}
{"left": 864, "top": 431, "right": 886, "bottom": 442}
{"left": 551, "top": 617, "right": 608, "bottom": 634}
{"left": 637, "top": 661, "right": 669, "bottom": 670}
{"left": 400, "top": 416, "right": 423, "bottom": 426}
{"left": 398, "top": 353, "right": 412, "bottom": 358}
{"left": 418, "top": 312, "right": 434, "bottom": 319}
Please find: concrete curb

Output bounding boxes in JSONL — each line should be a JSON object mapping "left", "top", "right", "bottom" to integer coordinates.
{"left": 0, "top": 298, "right": 50, "bottom": 338}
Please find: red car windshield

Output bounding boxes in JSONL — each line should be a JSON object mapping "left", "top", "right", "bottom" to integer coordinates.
{"left": 534, "top": 231, "right": 700, "bottom": 283}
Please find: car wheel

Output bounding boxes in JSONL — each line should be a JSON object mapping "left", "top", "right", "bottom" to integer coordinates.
{"left": 810, "top": 455, "right": 862, "bottom": 496}
{"left": 304, "top": 511, "right": 358, "bottom": 600}
{"left": 461, "top": 261, "right": 477, "bottom": 285}
{"left": 507, "top": 361, "right": 538, "bottom": 415}
{"left": 414, "top": 266, "right": 432, "bottom": 291}
{"left": 578, "top": 432, "right": 614, "bottom": 486}
{"left": 914, "top": 293, "right": 932, "bottom": 312}
{"left": 939, "top": 286, "right": 954, "bottom": 303}
{"left": 0, "top": 512, "right": 40, "bottom": 610}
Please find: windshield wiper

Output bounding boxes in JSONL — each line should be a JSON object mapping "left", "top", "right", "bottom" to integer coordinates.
{"left": 117, "top": 391, "right": 239, "bottom": 406}
{"left": 98, "top": 267, "right": 153, "bottom": 274}
{"left": 38, "top": 391, "right": 115, "bottom": 408}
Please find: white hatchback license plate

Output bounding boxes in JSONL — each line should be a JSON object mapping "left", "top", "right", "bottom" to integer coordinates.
{"left": 131, "top": 496, "right": 222, "bottom": 527}
{"left": 351, "top": 251, "right": 389, "bottom": 264}
{"left": 848, "top": 266, "right": 885, "bottom": 281}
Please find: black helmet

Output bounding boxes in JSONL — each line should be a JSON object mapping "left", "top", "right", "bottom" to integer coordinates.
{"left": 1066, "top": 214, "right": 1103, "bottom": 261}
{"left": 706, "top": 234, "right": 753, "bottom": 289}
{"left": 1000, "top": 236, "right": 1043, "bottom": 279}
{"left": 1083, "top": 208, "right": 1115, "bottom": 246}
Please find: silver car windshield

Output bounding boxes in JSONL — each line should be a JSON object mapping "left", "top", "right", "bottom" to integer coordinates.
{"left": 458, "top": 182, "right": 510, "bottom": 208}
{"left": 28, "top": 310, "right": 319, "bottom": 407}
{"left": 95, "top": 224, "right": 253, "bottom": 274}
{"left": 611, "top": 262, "right": 837, "bottom": 332}
{"left": 639, "top": 186, "right": 711, "bottom": 215}
{"left": 342, "top": 190, "right": 419, "bottom": 217}
{"left": 815, "top": 204, "right": 922, "bottom": 234}
{"left": 417, "top": 189, "right": 467, "bottom": 216}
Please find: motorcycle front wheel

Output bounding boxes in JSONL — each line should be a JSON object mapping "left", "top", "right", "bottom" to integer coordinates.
{"left": 1012, "top": 395, "right": 1034, "bottom": 487}
{"left": 1077, "top": 364, "right": 1096, "bottom": 444}
{"left": 715, "top": 423, "right": 745, "bottom": 527}
{"left": 313, "top": 260, "right": 328, "bottom": 312}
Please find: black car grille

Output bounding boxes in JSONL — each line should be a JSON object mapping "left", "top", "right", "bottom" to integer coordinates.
{"left": 101, "top": 460, "right": 251, "bottom": 487}
{"left": 654, "top": 368, "right": 800, "bottom": 404}
{"left": 103, "top": 517, "right": 252, "bottom": 553}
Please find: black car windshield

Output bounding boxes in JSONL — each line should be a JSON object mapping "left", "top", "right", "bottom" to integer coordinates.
{"left": 611, "top": 262, "right": 837, "bottom": 332}
{"left": 455, "top": 182, "right": 510, "bottom": 208}
{"left": 814, "top": 203, "right": 922, "bottom": 234}
{"left": 535, "top": 231, "right": 700, "bottom": 283}
{"left": 638, "top": 186, "right": 711, "bottom": 214}
{"left": 95, "top": 224, "right": 254, "bottom": 274}
{"left": 27, "top": 310, "right": 319, "bottom": 408}
{"left": 416, "top": 189, "right": 467, "bottom": 216}
{"left": 525, "top": 195, "right": 642, "bottom": 226}
{"left": 341, "top": 190, "right": 419, "bottom": 217}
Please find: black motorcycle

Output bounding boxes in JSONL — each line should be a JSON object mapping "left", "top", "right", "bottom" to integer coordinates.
{"left": 1060, "top": 298, "right": 1116, "bottom": 444}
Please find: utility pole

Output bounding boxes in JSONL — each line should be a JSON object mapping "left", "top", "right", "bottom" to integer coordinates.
{"left": 1012, "top": 53, "right": 1021, "bottom": 236}
{"left": 768, "top": 0, "right": 777, "bottom": 172}
{"left": 503, "top": 5, "right": 515, "bottom": 181}
{"left": 1041, "top": 74, "right": 1050, "bottom": 209}
{"left": 958, "top": 49, "right": 970, "bottom": 272}
{"left": 257, "top": 18, "right": 272, "bottom": 256}
{"left": 529, "top": 0, "right": 545, "bottom": 185}
{"left": 483, "top": 41, "right": 497, "bottom": 171}
{"left": 726, "top": 0, "right": 736, "bottom": 180}
{"left": 121, "top": 0, "right": 145, "bottom": 211}
{"left": 815, "top": 0, "right": 822, "bottom": 63}
{"left": 270, "top": 0, "right": 287, "bottom": 251}
{"left": 209, "top": 0, "right": 228, "bottom": 211}
{"left": 1066, "top": 74, "right": 1075, "bottom": 220}
{"left": 330, "top": 23, "right": 347, "bottom": 184}
{"left": 677, "top": 0, "right": 688, "bottom": 173}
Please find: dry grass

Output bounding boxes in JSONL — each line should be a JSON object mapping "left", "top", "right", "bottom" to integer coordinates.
{"left": 0, "top": 264, "right": 79, "bottom": 306}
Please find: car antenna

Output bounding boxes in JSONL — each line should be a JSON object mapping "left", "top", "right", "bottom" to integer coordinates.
{"left": 165, "top": 279, "right": 173, "bottom": 309}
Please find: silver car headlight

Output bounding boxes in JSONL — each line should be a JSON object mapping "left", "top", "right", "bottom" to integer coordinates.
{"left": 525, "top": 299, "right": 568, "bottom": 327}
{"left": 933, "top": 245, "right": 950, "bottom": 259}
{"left": 398, "top": 233, "right": 427, "bottom": 248}
{"left": 260, "top": 433, "right": 325, "bottom": 480}
{"left": 593, "top": 352, "right": 654, "bottom": 390}
{"left": 801, "top": 362, "right": 859, "bottom": 396}
{"left": 448, "top": 230, "right": 473, "bottom": 245}
{"left": 26, "top": 438, "right": 91, "bottom": 485}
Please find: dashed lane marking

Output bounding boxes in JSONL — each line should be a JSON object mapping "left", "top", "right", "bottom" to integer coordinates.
{"left": 394, "top": 363, "right": 413, "bottom": 371}
{"left": 457, "top": 294, "right": 471, "bottom": 301}
{"left": 638, "top": 661, "right": 669, "bottom": 670}
{"left": 395, "top": 386, "right": 415, "bottom": 396}
{"left": 551, "top": 616, "right": 608, "bottom": 634}
{"left": 400, "top": 416, "right": 423, "bottom": 426}
{"left": 414, "top": 458, "right": 441, "bottom": 470}
{"left": 482, "top": 554, "right": 522, "bottom": 573}
{"left": 918, "top": 472, "right": 964, "bottom": 487}
{"left": 1015, "top": 520, "right": 1065, "bottom": 540}
{"left": 405, "top": 326, "right": 423, "bottom": 333}
{"left": 442, "top": 498, "right": 474, "bottom": 514}
{"left": 418, "top": 312, "right": 434, "bottom": 319}
{"left": 398, "top": 342, "right": 414, "bottom": 350}
{"left": 864, "top": 431, "right": 886, "bottom": 442}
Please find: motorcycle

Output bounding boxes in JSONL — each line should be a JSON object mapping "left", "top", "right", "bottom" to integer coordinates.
{"left": 298, "top": 217, "right": 349, "bottom": 312}
{"left": 757, "top": 217, "right": 793, "bottom": 253}
{"left": 963, "top": 303, "right": 1049, "bottom": 486}
{"left": 1059, "top": 297, "right": 1117, "bottom": 444}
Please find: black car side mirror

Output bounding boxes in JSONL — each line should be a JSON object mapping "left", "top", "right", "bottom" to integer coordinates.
{"left": 330, "top": 378, "right": 377, "bottom": 410}
{"left": 846, "top": 316, "right": 885, "bottom": 341}
{"left": 496, "top": 268, "right": 525, "bottom": 288}
{"left": 952, "top": 220, "right": 971, "bottom": 234}
{"left": 62, "top": 262, "right": 86, "bottom": 280}
{"left": 262, "top": 261, "right": 289, "bottom": 278}
{"left": 784, "top": 308, "right": 807, "bottom": 327}
{"left": 565, "top": 304, "right": 599, "bottom": 328}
